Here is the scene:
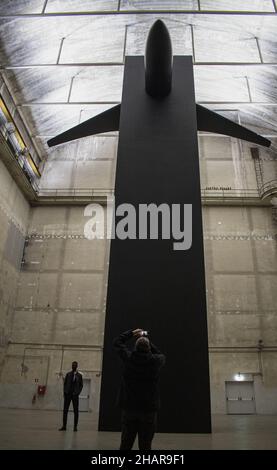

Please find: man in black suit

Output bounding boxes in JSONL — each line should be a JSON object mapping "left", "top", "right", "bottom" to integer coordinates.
{"left": 59, "top": 361, "right": 83, "bottom": 432}
{"left": 114, "top": 328, "right": 165, "bottom": 451}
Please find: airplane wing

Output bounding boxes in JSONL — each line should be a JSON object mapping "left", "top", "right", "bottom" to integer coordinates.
{"left": 47, "top": 102, "right": 270, "bottom": 149}
{"left": 196, "top": 104, "right": 271, "bottom": 148}
{"left": 47, "top": 104, "right": 121, "bottom": 147}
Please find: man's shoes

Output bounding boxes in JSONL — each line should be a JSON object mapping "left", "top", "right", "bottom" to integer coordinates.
{"left": 73, "top": 427, "right": 77, "bottom": 432}
{"left": 59, "top": 427, "right": 66, "bottom": 431}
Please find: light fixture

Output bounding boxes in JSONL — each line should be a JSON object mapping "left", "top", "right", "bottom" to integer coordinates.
{"left": 234, "top": 372, "right": 244, "bottom": 381}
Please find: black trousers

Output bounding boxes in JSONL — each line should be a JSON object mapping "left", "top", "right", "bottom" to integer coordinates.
{"left": 63, "top": 394, "right": 79, "bottom": 428}
{"left": 120, "top": 410, "right": 157, "bottom": 451}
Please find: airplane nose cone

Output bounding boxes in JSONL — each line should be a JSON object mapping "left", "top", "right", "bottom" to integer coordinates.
{"left": 145, "top": 20, "right": 173, "bottom": 98}
{"left": 152, "top": 19, "right": 166, "bottom": 31}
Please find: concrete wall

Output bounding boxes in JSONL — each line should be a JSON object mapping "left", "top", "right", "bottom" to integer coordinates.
{"left": 38, "top": 133, "right": 274, "bottom": 196}
{"left": 0, "top": 205, "right": 109, "bottom": 411}
{"left": 38, "top": 135, "right": 117, "bottom": 192}
{"left": 0, "top": 159, "right": 29, "bottom": 375}
{"left": 203, "top": 205, "right": 277, "bottom": 414}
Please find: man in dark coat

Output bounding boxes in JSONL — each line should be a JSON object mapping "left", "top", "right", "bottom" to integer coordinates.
{"left": 114, "top": 328, "right": 165, "bottom": 450}
{"left": 59, "top": 361, "right": 83, "bottom": 432}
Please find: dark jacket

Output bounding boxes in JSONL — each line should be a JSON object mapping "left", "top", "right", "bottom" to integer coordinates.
{"left": 63, "top": 371, "right": 83, "bottom": 396}
{"left": 114, "top": 330, "right": 165, "bottom": 412}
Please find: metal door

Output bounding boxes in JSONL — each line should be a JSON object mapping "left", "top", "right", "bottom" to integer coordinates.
{"left": 79, "top": 379, "right": 90, "bottom": 412}
{"left": 225, "top": 381, "right": 256, "bottom": 414}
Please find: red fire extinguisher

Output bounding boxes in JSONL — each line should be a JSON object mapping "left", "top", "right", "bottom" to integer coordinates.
{"left": 37, "top": 385, "right": 46, "bottom": 395}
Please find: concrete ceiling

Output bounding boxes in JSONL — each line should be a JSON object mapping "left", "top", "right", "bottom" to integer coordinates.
{"left": 0, "top": 0, "right": 277, "bottom": 163}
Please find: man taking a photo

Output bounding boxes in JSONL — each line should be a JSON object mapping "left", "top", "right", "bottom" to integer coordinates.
{"left": 113, "top": 328, "right": 165, "bottom": 451}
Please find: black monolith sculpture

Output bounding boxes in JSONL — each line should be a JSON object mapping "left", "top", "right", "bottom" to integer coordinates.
{"left": 48, "top": 20, "right": 270, "bottom": 432}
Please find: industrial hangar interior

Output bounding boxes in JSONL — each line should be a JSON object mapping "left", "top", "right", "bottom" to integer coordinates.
{"left": 0, "top": 0, "right": 277, "bottom": 450}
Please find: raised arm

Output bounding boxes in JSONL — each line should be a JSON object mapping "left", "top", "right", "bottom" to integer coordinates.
{"left": 150, "top": 341, "right": 162, "bottom": 354}
{"left": 113, "top": 329, "right": 134, "bottom": 362}
{"left": 150, "top": 341, "right": 166, "bottom": 368}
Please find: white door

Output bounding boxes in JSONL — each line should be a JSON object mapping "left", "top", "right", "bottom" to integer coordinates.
{"left": 225, "top": 381, "right": 256, "bottom": 414}
{"left": 79, "top": 379, "right": 90, "bottom": 412}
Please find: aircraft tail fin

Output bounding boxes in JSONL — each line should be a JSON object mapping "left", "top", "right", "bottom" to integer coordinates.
{"left": 47, "top": 104, "right": 121, "bottom": 147}
{"left": 196, "top": 104, "right": 270, "bottom": 148}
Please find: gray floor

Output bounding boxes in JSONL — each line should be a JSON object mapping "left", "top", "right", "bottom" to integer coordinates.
{"left": 1, "top": 409, "right": 277, "bottom": 450}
